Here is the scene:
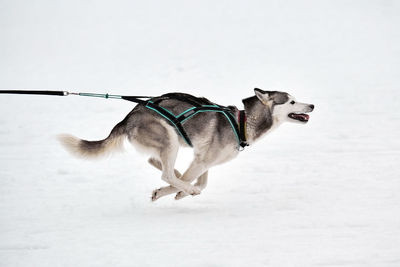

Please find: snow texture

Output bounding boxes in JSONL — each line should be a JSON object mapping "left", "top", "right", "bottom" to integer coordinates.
{"left": 1, "top": 1, "right": 400, "bottom": 266}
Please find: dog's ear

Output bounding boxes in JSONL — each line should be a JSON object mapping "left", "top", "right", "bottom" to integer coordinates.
{"left": 254, "top": 88, "right": 289, "bottom": 105}
{"left": 254, "top": 88, "right": 271, "bottom": 105}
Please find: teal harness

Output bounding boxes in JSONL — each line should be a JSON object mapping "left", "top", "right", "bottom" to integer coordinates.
{"left": 144, "top": 93, "right": 248, "bottom": 150}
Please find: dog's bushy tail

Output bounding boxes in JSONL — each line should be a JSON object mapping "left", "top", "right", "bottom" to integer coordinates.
{"left": 58, "top": 119, "right": 127, "bottom": 158}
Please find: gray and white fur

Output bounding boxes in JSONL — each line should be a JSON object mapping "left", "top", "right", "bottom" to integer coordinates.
{"left": 59, "top": 88, "right": 314, "bottom": 201}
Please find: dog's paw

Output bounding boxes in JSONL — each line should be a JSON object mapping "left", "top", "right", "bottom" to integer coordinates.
{"left": 175, "top": 191, "right": 188, "bottom": 200}
{"left": 151, "top": 188, "right": 161, "bottom": 202}
{"left": 185, "top": 185, "right": 201, "bottom": 196}
{"left": 176, "top": 186, "right": 201, "bottom": 200}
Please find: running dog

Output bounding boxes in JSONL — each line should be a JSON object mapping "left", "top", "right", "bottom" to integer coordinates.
{"left": 59, "top": 88, "right": 314, "bottom": 201}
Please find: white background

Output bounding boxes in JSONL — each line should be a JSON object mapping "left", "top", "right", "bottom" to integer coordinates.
{"left": 1, "top": 1, "right": 399, "bottom": 266}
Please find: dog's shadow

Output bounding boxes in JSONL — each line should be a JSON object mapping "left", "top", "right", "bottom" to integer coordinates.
{"left": 132, "top": 200, "right": 227, "bottom": 220}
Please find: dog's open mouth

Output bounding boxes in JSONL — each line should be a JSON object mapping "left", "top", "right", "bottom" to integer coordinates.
{"left": 288, "top": 113, "right": 309, "bottom": 123}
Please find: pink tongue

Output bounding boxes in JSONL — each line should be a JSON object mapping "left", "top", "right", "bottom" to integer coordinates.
{"left": 295, "top": 114, "right": 309, "bottom": 120}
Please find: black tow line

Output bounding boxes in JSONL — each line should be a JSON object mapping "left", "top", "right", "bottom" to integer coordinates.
{"left": 0, "top": 89, "right": 151, "bottom": 104}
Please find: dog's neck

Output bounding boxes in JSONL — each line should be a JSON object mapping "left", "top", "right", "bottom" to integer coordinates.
{"left": 242, "top": 96, "right": 281, "bottom": 144}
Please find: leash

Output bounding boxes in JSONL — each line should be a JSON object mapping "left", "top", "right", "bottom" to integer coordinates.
{"left": 0, "top": 89, "right": 152, "bottom": 104}
{"left": 0, "top": 89, "right": 249, "bottom": 150}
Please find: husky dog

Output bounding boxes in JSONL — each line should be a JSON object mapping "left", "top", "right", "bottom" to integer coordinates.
{"left": 59, "top": 88, "right": 314, "bottom": 201}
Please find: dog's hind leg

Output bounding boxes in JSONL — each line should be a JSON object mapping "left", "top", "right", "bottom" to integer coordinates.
{"left": 151, "top": 185, "right": 177, "bottom": 201}
{"left": 127, "top": 119, "right": 198, "bottom": 198}
{"left": 149, "top": 158, "right": 183, "bottom": 201}
{"left": 148, "top": 158, "right": 182, "bottom": 178}
{"left": 175, "top": 171, "right": 208, "bottom": 200}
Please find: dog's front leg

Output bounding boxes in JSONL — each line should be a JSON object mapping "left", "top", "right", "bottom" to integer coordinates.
{"left": 151, "top": 159, "right": 208, "bottom": 201}
{"left": 175, "top": 171, "right": 208, "bottom": 200}
{"left": 148, "top": 158, "right": 182, "bottom": 201}
{"left": 152, "top": 143, "right": 201, "bottom": 198}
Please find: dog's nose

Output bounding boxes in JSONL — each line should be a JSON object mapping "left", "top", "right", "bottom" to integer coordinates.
{"left": 309, "top": 104, "right": 314, "bottom": 111}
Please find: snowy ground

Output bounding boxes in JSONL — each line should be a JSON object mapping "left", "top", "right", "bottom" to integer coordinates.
{"left": 1, "top": 1, "right": 400, "bottom": 266}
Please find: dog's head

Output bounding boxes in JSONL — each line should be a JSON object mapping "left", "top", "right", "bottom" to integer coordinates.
{"left": 253, "top": 88, "right": 314, "bottom": 124}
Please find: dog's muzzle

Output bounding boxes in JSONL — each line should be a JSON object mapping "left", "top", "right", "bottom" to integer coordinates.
{"left": 288, "top": 104, "right": 314, "bottom": 123}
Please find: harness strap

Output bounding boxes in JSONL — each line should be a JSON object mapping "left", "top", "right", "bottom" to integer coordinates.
{"left": 145, "top": 101, "right": 193, "bottom": 146}
{"left": 152, "top": 93, "right": 203, "bottom": 107}
{"left": 176, "top": 106, "right": 231, "bottom": 121}
{"left": 121, "top": 95, "right": 149, "bottom": 105}
{"left": 238, "top": 110, "right": 249, "bottom": 148}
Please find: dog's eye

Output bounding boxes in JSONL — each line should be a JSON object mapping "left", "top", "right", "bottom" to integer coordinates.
{"left": 290, "top": 101, "right": 295, "bottom": 104}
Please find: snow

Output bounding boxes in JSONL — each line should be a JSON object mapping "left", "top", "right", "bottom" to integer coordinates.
{"left": 1, "top": 0, "right": 400, "bottom": 266}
